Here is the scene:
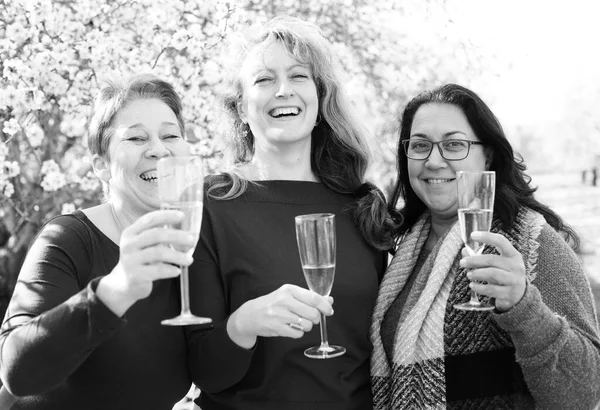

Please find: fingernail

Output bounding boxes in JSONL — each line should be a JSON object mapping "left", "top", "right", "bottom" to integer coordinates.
{"left": 459, "top": 258, "right": 466, "bottom": 267}
{"left": 466, "top": 272, "right": 472, "bottom": 279}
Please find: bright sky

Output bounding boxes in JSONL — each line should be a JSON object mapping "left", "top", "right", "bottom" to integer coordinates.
{"left": 444, "top": 0, "right": 600, "bottom": 127}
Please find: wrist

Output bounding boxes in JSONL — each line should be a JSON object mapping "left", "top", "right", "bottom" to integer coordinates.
{"left": 227, "top": 304, "right": 257, "bottom": 350}
{"left": 96, "top": 271, "right": 137, "bottom": 317}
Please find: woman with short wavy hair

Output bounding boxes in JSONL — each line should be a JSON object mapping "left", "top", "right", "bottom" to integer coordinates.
{"left": 0, "top": 74, "right": 195, "bottom": 409}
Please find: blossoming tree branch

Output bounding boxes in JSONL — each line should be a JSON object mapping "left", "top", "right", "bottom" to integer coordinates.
{"left": 0, "top": 0, "right": 484, "bottom": 316}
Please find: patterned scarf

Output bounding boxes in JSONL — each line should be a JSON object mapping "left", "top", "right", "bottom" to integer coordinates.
{"left": 370, "top": 208, "right": 545, "bottom": 409}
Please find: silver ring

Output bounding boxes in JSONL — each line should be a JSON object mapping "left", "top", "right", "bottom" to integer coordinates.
{"left": 288, "top": 316, "right": 305, "bottom": 332}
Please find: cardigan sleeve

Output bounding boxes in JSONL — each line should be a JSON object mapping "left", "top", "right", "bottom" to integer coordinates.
{"left": 493, "top": 225, "right": 600, "bottom": 410}
{"left": 0, "top": 217, "right": 125, "bottom": 396}
{"left": 185, "top": 205, "right": 255, "bottom": 393}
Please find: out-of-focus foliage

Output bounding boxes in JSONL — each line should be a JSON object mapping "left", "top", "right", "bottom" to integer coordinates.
{"left": 0, "top": 0, "right": 487, "bottom": 316}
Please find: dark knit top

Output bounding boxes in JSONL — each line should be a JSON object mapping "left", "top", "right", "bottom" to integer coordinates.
{"left": 185, "top": 179, "right": 387, "bottom": 410}
{"left": 0, "top": 211, "right": 191, "bottom": 410}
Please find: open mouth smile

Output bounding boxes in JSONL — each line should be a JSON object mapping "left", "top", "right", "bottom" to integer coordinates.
{"left": 139, "top": 170, "right": 157, "bottom": 183}
{"left": 269, "top": 106, "right": 301, "bottom": 118}
{"left": 424, "top": 178, "right": 455, "bottom": 184}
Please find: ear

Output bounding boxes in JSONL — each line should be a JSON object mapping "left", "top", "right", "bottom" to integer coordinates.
{"left": 92, "top": 154, "right": 111, "bottom": 183}
{"left": 236, "top": 101, "right": 247, "bottom": 124}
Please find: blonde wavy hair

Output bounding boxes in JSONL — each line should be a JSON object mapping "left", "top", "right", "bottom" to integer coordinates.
{"left": 212, "top": 16, "right": 398, "bottom": 250}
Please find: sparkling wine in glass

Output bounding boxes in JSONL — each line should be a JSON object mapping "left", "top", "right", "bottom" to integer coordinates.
{"left": 295, "top": 213, "right": 345, "bottom": 359}
{"left": 453, "top": 170, "right": 496, "bottom": 312}
{"left": 158, "top": 156, "right": 211, "bottom": 326}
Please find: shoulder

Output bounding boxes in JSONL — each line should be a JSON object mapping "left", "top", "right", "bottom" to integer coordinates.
{"left": 40, "top": 211, "right": 93, "bottom": 239}
{"left": 532, "top": 223, "right": 586, "bottom": 287}
{"left": 536, "top": 223, "right": 580, "bottom": 265}
{"left": 33, "top": 210, "right": 103, "bottom": 253}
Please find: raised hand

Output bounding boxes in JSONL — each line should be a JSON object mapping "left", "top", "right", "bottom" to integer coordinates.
{"left": 460, "top": 231, "right": 527, "bottom": 312}
{"left": 226, "top": 284, "right": 334, "bottom": 349}
{"left": 96, "top": 210, "right": 198, "bottom": 316}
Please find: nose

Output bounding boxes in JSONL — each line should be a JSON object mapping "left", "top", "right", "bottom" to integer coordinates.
{"left": 275, "top": 79, "right": 294, "bottom": 98}
{"left": 425, "top": 143, "right": 447, "bottom": 169}
{"left": 145, "top": 137, "right": 171, "bottom": 159}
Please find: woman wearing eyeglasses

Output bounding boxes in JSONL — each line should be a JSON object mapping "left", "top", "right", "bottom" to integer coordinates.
{"left": 370, "top": 84, "right": 600, "bottom": 409}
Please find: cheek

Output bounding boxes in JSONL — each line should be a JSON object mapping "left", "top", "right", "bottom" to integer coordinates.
{"left": 108, "top": 153, "right": 135, "bottom": 179}
{"left": 173, "top": 141, "right": 191, "bottom": 156}
{"left": 407, "top": 161, "right": 420, "bottom": 180}
{"left": 245, "top": 90, "right": 266, "bottom": 112}
{"left": 306, "top": 87, "right": 319, "bottom": 110}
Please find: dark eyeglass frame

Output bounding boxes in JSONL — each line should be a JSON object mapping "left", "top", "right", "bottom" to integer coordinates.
{"left": 402, "top": 138, "right": 484, "bottom": 161}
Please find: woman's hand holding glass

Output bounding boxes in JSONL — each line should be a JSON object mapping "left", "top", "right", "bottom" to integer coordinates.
{"left": 460, "top": 231, "right": 527, "bottom": 312}
{"left": 96, "top": 210, "right": 196, "bottom": 317}
{"left": 227, "top": 284, "right": 334, "bottom": 349}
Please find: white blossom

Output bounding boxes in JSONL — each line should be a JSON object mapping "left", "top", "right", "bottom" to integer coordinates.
{"left": 41, "top": 159, "right": 60, "bottom": 175}
{"left": 2, "top": 181, "right": 15, "bottom": 198}
{"left": 25, "top": 124, "right": 45, "bottom": 148}
{"left": 78, "top": 174, "right": 101, "bottom": 191}
{"left": 2, "top": 119, "right": 21, "bottom": 136}
{"left": 3, "top": 161, "right": 20, "bottom": 178}
{"left": 61, "top": 203, "right": 76, "bottom": 215}
{"left": 41, "top": 171, "right": 67, "bottom": 192}
{"left": 0, "top": 143, "right": 8, "bottom": 158}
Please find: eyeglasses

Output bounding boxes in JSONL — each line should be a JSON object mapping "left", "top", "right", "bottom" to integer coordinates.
{"left": 402, "top": 139, "right": 484, "bottom": 161}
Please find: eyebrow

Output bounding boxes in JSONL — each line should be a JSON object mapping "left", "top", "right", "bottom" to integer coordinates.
{"left": 125, "top": 122, "right": 179, "bottom": 130}
{"left": 250, "top": 63, "right": 310, "bottom": 76}
{"left": 410, "top": 131, "right": 467, "bottom": 139}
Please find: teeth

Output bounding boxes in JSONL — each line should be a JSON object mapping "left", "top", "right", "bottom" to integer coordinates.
{"left": 270, "top": 107, "right": 300, "bottom": 117}
{"left": 427, "top": 178, "right": 452, "bottom": 184}
{"left": 140, "top": 171, "right": 157, "bottom": 181}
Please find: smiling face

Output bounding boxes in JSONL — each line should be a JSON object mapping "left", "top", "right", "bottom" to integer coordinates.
{"left": 94, "top": 98, "right": 190, "bottom": 215}
{"left": 408, "top": 103, "right": 488, "bottom": 221}
{"left": 237, "top": 40, "right": 319, "bottom": 150}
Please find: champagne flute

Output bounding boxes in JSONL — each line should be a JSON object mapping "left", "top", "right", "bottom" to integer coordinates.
{"left": 295, "top": 213, "right": 346, "bottom": 359}
{"left": 453, "top": 171, "right": 496, "bottom": 311}
{"left": 158, "top": 156, "right": 212, "bottom": 326}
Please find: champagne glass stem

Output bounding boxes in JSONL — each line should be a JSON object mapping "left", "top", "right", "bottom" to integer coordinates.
{"left": 318, "top": 313, "right": 330, "bottom": 350}
{"left": 161, "top": 265, "right": 212, "bottom": 325}
{"left": 469, "top": 288, "right": 482, "bottom": 305}
{"left": 179, "top": 265, "right": 192, "bottom": 315}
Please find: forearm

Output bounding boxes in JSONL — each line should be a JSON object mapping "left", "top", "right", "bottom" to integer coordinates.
{"left": 187, "top": 317, "right": 255, "bottom": 393}
{"left": 0, "top": 279, "right": 125, "bottom": 396}
{"left": 494, "top": 283, "right": 600, "bottom": 409}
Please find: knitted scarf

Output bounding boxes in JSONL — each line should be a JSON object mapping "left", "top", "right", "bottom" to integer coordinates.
{"left": 370, "top": 208, "right": 545, "bottom": 409}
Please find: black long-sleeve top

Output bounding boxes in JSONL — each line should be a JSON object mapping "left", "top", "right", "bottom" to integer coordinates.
{"left": 185, "top": 180, "right": 387, "bottom": 410}
{"left": 0, "top": 211, "right": 191, "bottom": 409}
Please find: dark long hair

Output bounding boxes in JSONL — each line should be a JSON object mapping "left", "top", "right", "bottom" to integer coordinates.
{"left": 214, "top": 16, "right": 397, "bottom": 250}
{"left": 390, "top": 83, "right": 579, "bottom": 248}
